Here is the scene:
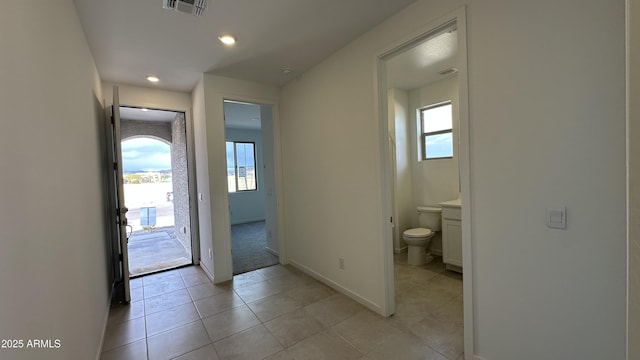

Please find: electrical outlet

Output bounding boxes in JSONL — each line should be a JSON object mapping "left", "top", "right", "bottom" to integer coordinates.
{"left": 208, "top": 248, "right": 212, "bottom": 259}
{"left": 339, "top": 258, "right": 345, "bottom": 270}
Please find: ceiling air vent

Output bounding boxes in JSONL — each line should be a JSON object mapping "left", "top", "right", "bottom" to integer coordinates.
{"left": 163, "top": 0, "right": 207, "bottom": 16}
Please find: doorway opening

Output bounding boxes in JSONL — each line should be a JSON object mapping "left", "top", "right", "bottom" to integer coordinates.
{"left": 223, "top": 100, "right": 280, "bottom": 275}
{"left": 377, "top": 8, "right": 472, "bottom": 358}
{"left": 120, "top": 107, "right": 193, "bottom": 277}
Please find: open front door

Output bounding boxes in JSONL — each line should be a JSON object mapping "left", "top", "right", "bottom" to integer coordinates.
{"left": 107, "top": 86, "right": 131, "bottom": 303}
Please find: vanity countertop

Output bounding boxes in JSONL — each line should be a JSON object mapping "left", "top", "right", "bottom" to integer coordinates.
{"left": 439, "top": 199, "right": 461, "bottom": 208}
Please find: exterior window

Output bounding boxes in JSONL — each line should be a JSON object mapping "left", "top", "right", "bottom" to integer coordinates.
{"left": 226, "top": 141, "right": 257, "bottom": 192}
{"left": 420, "top": 102, "right": 453, "bottom": 159}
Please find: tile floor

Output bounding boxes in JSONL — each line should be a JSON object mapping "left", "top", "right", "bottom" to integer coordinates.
{"left": 101, "top": 253, "right": 464, "bottom": 360}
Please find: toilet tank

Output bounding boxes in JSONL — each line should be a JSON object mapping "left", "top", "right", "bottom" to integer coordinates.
{"left": 417, "top": 206, "right": 442, "bottom": 231}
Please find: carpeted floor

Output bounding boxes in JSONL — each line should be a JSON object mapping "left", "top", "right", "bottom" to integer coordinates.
{"left": 231, "top": 220, "right": 279, "bottom": 275}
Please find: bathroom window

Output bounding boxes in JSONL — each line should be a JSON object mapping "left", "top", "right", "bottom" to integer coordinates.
{"left": 226, "top": 141, "right": 257, "bottom": 192}
{"left": 420, "top": 101, "right": 453, "bottom": 160}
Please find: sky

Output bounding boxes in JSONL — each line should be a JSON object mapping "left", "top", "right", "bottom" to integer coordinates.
{"left": 121, "top": 138, "right": 171, "bottom": 172}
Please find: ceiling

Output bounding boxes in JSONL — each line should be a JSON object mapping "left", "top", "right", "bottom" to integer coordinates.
{"left": 386, "top": 24, "right": 458, "bottom": 91}
{"left": 224, "top": 101, "right": 262, "bottom": 130}
{"left": 120, "top": 106, "right": 178, "bottom": 122}
{"left": 73, "top": 0, "right": 416, "bottom": 92}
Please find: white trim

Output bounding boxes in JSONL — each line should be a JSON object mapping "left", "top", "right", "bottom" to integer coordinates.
{"left": 394, "top": 246, "right": 408, "bottom": 254}
{"left": 187, "top": 107, "right": 201, "bottom": 266}
{"left": 265, "top": 246, "right": 279, "bottom": 257}
{"left": 456, "top": 8, "right": 475, "bottom": 359}
{"left": 289, "top": 260, "right": 384, "bottom": 315}
{"left": 374, "top": 23, "right": 396, "bottom": 319}
{"left": 374, "top": 4, "right": 475, "bottom": 357}
{"left": 429, "top": 248, "right": 443, "bottom": 257}
{"left": 230, "top": 217, "right": 266, "bottom": 226}
{"left": 625, "top": 3, "right": 631, "bottom": 360}
{"left": 213, "top": 93, "right": 286, "bottom": 284}
{"left": 200, "top": 262, "right": 216, "bottom": 283}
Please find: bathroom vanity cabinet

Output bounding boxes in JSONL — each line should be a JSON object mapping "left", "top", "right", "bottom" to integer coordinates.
{"left": 440, "top": 199, "right": 462, "bottom": 273}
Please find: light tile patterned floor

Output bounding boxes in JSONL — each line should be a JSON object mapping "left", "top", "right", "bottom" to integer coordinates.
{"left": 101, "top": 254, "right": 464, "bottom": 360}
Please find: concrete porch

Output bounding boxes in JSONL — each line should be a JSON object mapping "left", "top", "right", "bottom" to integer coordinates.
{"left": 128, "top": 226, "right": 192, "bottom": 277}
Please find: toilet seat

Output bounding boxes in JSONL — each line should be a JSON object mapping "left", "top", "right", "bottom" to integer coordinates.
{"left": 403, "top": 228, "right": 433, "bottom": 238}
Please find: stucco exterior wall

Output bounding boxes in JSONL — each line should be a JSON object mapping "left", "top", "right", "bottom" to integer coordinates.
{"left": 172, "top": 113, "right": 191, "bottom": 250}
{"left": 121, "top": 119, "right": 172, "bottom": 143}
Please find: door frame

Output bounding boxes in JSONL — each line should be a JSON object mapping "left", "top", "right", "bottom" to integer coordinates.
{"left": 105, "top": 86, "right": 131, "bottom": 303}
{"left": 222, "top": 99, "right": 283, "bottom": 274}
{"left": 374, "top": 5, "right": 474, "bottom": 357}
{"left": 211, "top": 94, "right": 285, "bottom": 281}
{"left": 117, "top": 106, "right": 201, "bottom": 269}
{"left": 224, "top": 97, "right": 285, "bottom": 265}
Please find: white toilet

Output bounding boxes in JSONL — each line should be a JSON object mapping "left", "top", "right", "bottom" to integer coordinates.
{"left": 403, "top": 206, "right": 442, "bottom": 265}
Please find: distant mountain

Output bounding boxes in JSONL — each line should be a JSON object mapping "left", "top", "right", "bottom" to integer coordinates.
{"left": 123, "top": 169, "right": 172, "bottom": 174}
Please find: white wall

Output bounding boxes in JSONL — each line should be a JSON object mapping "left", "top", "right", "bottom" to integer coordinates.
{"left": 280, "top": 0, "right": 627, "bottom": 359}
{"left": 0, "top": 2, "right": 109, "bottom": 359}
{"left": 192, "top": 78, "right": 214, "bottom": 275}
{"left": 102, "top": 83, "right": 192, "bottom": 114}
{"left": 470, "top": 0, "right": 626, "bottom": 359}
{"left": 280, "top": 0, "right": 467, "bottom": 316}
{"left": 225, "top": 128, "right": 266, "bottom": 225}
{"left": 628, "top": 1, "right": 640, "bottom": 358}
{"left": 194, "top": 74, "right": 280, "bottom": 283}
{"left": 407, "top": 75, "right": 460, "bottom": 254}
{"left": 409, "top": 75, "right": 460, "bottom": 206}
{"left": 260, "top": 105, "right": 280, "bottom": 254}
{"left": 389, "top": 88, "right": 413, "bottom": 252}
{"left": 102, "top": 83, "right": 199, "bottom": 265}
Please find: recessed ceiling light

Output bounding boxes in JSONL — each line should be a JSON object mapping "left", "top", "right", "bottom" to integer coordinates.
{"left": 146, "top": 75, "right": 160, "bottom": 83}
{"left": 281, "top": 67, "right": 293, "bottom": 76}
{"left": 218, "top": 34, "right": 236, "bottom": 45}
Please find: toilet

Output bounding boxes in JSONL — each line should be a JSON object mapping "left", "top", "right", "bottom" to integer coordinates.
{"left": 403, "top": 206, "right": 442, "bottom": 265}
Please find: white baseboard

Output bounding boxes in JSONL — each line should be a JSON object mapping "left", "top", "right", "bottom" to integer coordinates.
{"left": 474, "top": 355, "right": 488, "bottom": 360}
{"left": 265, "top": 246, "right": 279, "bottom": 257}
{"left": 288, "top": 260, "right": 384, "bottom": 315}
{"left": 230, "top": 218, "right": 265, "bottom": 226}
{"left": 200, "top": 263, "right": 215, "bottom": 283}
{"left": 394, "top": 246, "right": 407, "bottom": 254}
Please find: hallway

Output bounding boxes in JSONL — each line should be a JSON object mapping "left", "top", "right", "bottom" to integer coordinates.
{"left": 101, "top": 255, "right": 462, "bottom": 359}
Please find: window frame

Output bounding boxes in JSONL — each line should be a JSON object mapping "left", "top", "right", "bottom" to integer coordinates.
{"left": 420, "top": 101, "right": 454, "bottom": 160}
{"left": 226, "top": 141, "right": 258, "bottom": 193}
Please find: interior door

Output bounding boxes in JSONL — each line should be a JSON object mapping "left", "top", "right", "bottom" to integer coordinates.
{"left": 107, "top": 86, "right": 131, "bottom": 303}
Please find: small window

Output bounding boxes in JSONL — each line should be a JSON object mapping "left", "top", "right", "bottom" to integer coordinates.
{"left": 420, "top": 102, "right": 453, "bottom": 159}
{"left": 226, "top": 141, "right": 257, "bottom": 192}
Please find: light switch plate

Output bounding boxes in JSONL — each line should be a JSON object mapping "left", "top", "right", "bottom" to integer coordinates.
{"left": 546, "top": 207, "right": 567, "bottom": 229}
